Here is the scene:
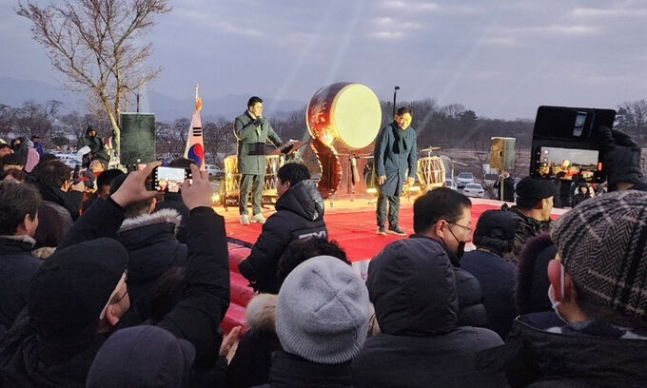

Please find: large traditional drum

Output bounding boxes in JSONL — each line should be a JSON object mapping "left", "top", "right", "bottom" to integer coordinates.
{"left": 306, "top": 83, "right": 381, "bottom": 150}
{"left": 306, "top": 83, "right": 382, "bottom": 197}
{"left": 416, "top": 156, "right": 446, "bottom": 190}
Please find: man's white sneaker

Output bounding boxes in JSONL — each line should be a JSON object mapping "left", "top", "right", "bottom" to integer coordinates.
{"left": 240, "top": 214, "right": 250, "bottom": 225}
{"left": 251, "top": 213, "right": 266, "bottom": 224}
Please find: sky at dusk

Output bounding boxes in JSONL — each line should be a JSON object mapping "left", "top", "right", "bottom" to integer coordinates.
{"left": 1, "top": 0, "right": 646, "bottom": 120}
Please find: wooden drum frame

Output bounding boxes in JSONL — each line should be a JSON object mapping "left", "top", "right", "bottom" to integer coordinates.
{"left": 220, "top": 154, "right": 283, "bottom": 210}
{"left": 416, "top": 156, "right": 446, "bottom": 191}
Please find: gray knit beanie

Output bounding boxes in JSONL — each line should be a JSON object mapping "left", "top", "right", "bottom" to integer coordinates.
{"left": 551, "top": 190, "right": 647, "bottom": 319}
{"left": 276, "top": 255, "right": 369, "bottom": 364}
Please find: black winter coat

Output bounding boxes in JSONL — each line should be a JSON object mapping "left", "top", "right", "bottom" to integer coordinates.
{"left": 238, "top": 180, "right": 327, "bottom": 293}
{"left": 226, "top": 294, "right": 281, "bottom": 388}
{"left": 253, "top": 351, "right": 355, "bottom": 388}
{"left": 0, "top": 237, "right": 41, "bottom": 333}
{"left": 478, "top": 313, "right": 647, "bottom": 388}
{"left": 501, "top": 204, "right": 550, "bottom": 265}
{"left": 515, "top": 233, "right": 556, "bottom": 315}
{"left": 116, "top": 208, "right": 188, "bottom": 301}
{"left": 357, "top": 236, "right": 506, "bottom": 388}
{"left": 353, "top": 330, "right": 508, "bottom": 388}
{"left": 153, "top": 192, "right": 190, "bottom": 243}
{"left": 38, "top": 184, "right": 83, "bottom": 221}
{"left": 494, "top": 176, "right": 515, "bottom": 202}
{"left": 409, "top": 235, "right": 489, "bottom": 328}
{"left": 0, "top": 198, "right": 229, "bottom": 388}
{"left": 461, "top": 249, "right": 517, "bottom": 339}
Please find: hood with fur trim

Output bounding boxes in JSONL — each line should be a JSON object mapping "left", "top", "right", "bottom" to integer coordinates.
{"left": 245, "top": 294, "right": 277, "bottom": 332}
{"left": 118, "top": 208, "right": 182, "bottom": 235}
{"left": 116, "top": 208, "right": 188, "bottom": 300}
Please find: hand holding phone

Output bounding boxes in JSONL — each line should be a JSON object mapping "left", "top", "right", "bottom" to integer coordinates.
{"left": 110, "top": 161, "right": 161, "bottom": 208}
{"left": 181, "top": 164, "right": 213, "bottom": 210}
{"left": 152, "top": 166, "right": 192, "bottom": 193}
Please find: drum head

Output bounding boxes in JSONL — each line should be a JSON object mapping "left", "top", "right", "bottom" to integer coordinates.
{"left": 331, "top": 84, "right": 381, "bottom": 150}
{"left": 306, "top": 83, "right": 382, "bottom": 150}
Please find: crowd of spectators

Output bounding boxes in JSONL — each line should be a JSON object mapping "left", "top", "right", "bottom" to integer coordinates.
{"left": 0, "top": 124, "right": 646, "bottom": 387}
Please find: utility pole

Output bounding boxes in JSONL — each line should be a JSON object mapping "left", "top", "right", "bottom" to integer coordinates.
{"left": 393, "top": 86, "right": 400, "bottom": 118}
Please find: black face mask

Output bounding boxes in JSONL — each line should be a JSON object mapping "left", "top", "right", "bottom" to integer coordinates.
{"left": 455, "top": 241, "right": 466, "bottom": 260}
{"left": 447, "top": 225, "right": 466, "bottom": 260}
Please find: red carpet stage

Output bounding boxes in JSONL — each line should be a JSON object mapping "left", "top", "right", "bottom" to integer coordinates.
{"left": 220, "top": 194, "right": 567, "bottom": 332}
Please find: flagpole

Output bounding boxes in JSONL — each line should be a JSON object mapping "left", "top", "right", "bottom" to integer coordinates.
{"left": 184, "top": 84, "right": 205, "bottom": 169}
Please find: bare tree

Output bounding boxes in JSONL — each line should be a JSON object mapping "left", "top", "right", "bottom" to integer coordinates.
{"left": 13, "top": 99, "right": 61, "bottom": 140}
{"left": 17, "top": 0, "right": 172, "bottom": 160}
{"left": 59, "top": 111, "right": 88, "bottom": 142}
{"left": 277, "top": 108, "right": 308, "bottom": 143}
{"left": 203, "top": 121, "right": 231, "bottom": 163}
{"left": 159, "top": 117, "right": 189, "bottom": 157}
{"left": 440, "top": 103, "right": 466, "bottom": 119}
{"left": 617, "top": 100, "right": 647, "bottom": 143}
{"left": 0, "top": 104, "right": 15, "bottom": 141}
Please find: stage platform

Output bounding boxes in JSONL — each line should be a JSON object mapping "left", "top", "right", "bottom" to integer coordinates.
{"left": 219, "top": 193, "right": 567, "bottom": 333}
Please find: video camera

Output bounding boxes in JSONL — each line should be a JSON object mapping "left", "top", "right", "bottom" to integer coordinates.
{"left": 530, "top": 105, "right": 616, "bottom": 183}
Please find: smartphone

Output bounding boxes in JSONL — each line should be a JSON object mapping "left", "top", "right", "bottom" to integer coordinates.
{"left": 530, "top": 106, "right": 616, "bottom": 183}
{"left": 533, "top": 146, "right": 601, "bottom": 180}
{"left": 152, "top": 166, "right": 191, "bottom": 193}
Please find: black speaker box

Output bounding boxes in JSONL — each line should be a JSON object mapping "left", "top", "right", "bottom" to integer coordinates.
{"left": 120, "top": 113, "right": 156, "bottom": 166}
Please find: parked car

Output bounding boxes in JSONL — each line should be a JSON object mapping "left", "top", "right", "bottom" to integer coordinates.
{"left": 445, "top": 178, "right": 456, "bottom": 190}
{"left": 205, "top": 164, "right": 221, "bottom": 175}
{"left": 54, "top": 153, "right": 79, "bottom": 168}
{"left": 456, "top": 172, "right": 475, "bottom": 188}
{"left": 463, "top": 183, "right": 485, "bottom": 198}
{"left": 205, "top": 164, "right": 225, "bottom": 179}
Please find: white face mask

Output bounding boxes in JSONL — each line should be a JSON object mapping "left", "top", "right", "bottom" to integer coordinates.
{"left": 547, "top": 284, "right": 568, "bottom": 324}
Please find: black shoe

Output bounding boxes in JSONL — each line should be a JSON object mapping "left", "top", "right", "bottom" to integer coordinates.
{"left": 388, "top": 226, "right": 406, "bottom": 236}
{"left": 376, "top": 226, "right": 386, "bottom": 235}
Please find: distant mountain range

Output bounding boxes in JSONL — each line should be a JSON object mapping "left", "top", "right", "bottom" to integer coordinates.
{"left": 0, "top": 77, "right": 306, "bottom": 123}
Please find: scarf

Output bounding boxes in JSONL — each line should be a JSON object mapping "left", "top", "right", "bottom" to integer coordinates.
{"left": 392, "top": 124, "right": 408, "bottom": 154}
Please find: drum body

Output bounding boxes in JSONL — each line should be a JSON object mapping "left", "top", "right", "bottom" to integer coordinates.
{"left": 416, "top": 156, "right": 446, "bottom": 190}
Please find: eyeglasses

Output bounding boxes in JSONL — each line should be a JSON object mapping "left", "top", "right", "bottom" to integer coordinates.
{"left": 449, "top": 222, "right": 472, "bottom": 234}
